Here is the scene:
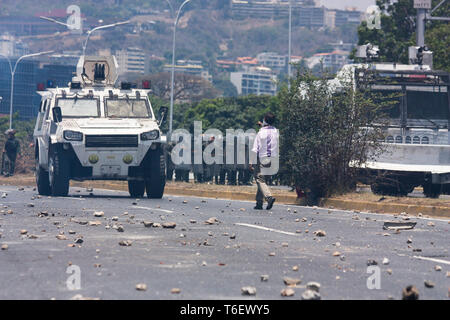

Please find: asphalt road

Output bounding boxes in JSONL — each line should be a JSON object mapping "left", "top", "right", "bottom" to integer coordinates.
{"left": 0, "top": 185, "right": 448, "bottom": 300}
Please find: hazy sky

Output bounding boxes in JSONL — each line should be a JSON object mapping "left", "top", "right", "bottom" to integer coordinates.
{"left": 319, "top": 0, "right": 376, "bottom": 11}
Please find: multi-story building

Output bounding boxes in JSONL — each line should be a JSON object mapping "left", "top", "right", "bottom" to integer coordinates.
{"left": 256, "top": 52, "right": 288, "bottom": 72}
{"left": 232, "top": 0, "right": 318, "bottom": 20}
{"left": 0, "top": 56, "right": 75, "bottom": 120}
{"left": 230, "top": 66, "right": 278, "bottom": 96}
{"left": 163, "top": 60, "right": 212, "bottom": 82}
{"left": 116, "top": 47, "right": 147, "bottom": 75}
{"left": 0, "top": 34, "right": 28, "bottom": 57}
{"left": 306, "top": 50, "right": 350, "bottom": 73}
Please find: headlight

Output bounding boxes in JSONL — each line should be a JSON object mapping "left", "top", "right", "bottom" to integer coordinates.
{"left": 63, "top": 130, "right": 83, "bottom": 141}
{"left": 140, "top": 130, "right": 159, "bottom": 141}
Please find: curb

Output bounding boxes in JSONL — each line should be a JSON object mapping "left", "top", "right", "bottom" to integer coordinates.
{"left": 2, "top": 177, "right": 449, "bottom": 219}
{"left": 320, "top": 199, "right": 450, "bottom": 219}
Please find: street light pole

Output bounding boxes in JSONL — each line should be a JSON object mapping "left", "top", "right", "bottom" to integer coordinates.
{"left": 40, "top": 16, "right": 129, "bottom": 56}
{"left": 1, "top": 51, "right": 53, "bottom": 129}
{"left": 288, "top": 0, "right": 292, "bottom": 90}
{"left": 169, "top": 0, "right": 192, "bottom": 136}
{"left": 82, "top": 21, "right": 130, "bottom": 56}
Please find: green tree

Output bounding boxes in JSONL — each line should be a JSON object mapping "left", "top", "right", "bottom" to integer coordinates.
{"left": 278, "top": 70, "right": 388, "bottom": 204}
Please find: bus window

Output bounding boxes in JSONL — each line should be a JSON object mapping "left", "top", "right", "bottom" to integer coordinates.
{"left": 421, "top": 136, "right": 429, "bottom": 144}
{"left": 405, "top": 136, "right": 411, "bottom": 144}
{"left": 413, "top": 136, "right": 420, "bottom": 144}
{"left": 395, "top": 136, "right": 403, "bottom": 143}
{"left": 386, "top": 136, "right": 394, "bottom": 143}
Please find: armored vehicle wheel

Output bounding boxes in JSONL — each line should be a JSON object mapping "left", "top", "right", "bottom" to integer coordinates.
{"left": 370, "top": 177, "right": 409, "bottom": 197}
{"left": 35, "top": 160, "right": 51, "bottom": 196}
{"left": 146, "top": 146, "right": 166, "bottom": 199}
{"left": 128, "top": 180, "right": 145, "bottom": 198}
{"left": 49, "top": 147, "right": 70, "bottom": 197}
{"left": 423, "top": 182, "right": 441, "bottom": 198}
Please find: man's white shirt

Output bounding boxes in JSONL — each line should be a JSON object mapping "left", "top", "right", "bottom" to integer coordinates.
{"left": 252, "top": 126, "right": 279, "bottom": 159}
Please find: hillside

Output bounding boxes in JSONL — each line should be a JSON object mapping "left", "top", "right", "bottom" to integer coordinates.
{"left": 1, "top": 0, "right": 358, "bottom": 77}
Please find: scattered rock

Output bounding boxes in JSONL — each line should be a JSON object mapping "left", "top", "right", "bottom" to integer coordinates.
{"left": 135, "top": 284, "right": 147, "bottom": 291}
{"left": 427, "top": 221, "right": 435, "bottom": 227}
{"left": 280, "top": 288, "right": 295, "bottom": 297}
{"left": 281, "top": 242, "right": 288, "bottom": 247}
{"left": 153, "top": 223, "right": 161, "bottom": 228}
{"left": 332, "top": 251, "right": 341, "bottom": 257}
{"left": 402, "top": 285, "right": 419, "bottom": 300}
{"left": 301, "top": 289, "right": 321, "bottom": 300}
{"left": 143, "top": 221, "right": 153, "bottom": 228}
{"left": 88, "top": 221, "right": 101, "bottom": 226}
{"left": 27, "top": 203, "right": 34, "bottom": 208}
{"left": 292, "top": 265, "right": 299, "bottom": 272}
{"left": 306, "top": 282, "right": 321, "bottom": 292}
{"left": 117, "top": 225, "right": 125, "bottom": 232}
{"left": 260, "top": 275, "right": 269, "bottom": 282}
{"left": 171, "top": 288, "right": 181, "bottom": 294}
{"left": 56, "top": 235, "right": 67, "bottom": 240}
{"left": 314, "top": 230, "right": 326, "bottom": 237}
{"left": 74, "top": 238, "right": 84, "bottom": 244}
{"left": 20, "top": 229, "right": 28, "bottom": 235}
{"left": 367, "top": 259, "right": 378, "bottom": 266}
{"left": 283, "top": 277, "right": 301, "bottom": 286}
{"left": 1, "top": 244, "right": 8, "bottom": 250}
{"left": 382, "top": 258, "right": 390, "bottom": 265}
{"left": 162, "top": 222, "right": 176, "bottom": 229}
{"left": 94, "top": 211, "right": 104, "bottom": 217}
{"left": 112, "top": 216, "right": 119, "bottom": 221}
{"left": 204, "top": 217, "right": 219, "bottom": 225}
{"left": 241, "top": 286, "right": 257, "bottom": 296}
{"left": 70, "top": 294, "right": 99, "bottom": 300}
{"left": 406, "top": 238, "right": 412, "bottom": 244}
{"left": 189, "top": 219, "right": 197, "bottom": 224}
{"left": 119, "top": 240, "right": 132, "bottom": 247}
{"left": 268, "top": 252, "right": 276, "bottom": 257}
{"left": 68, "top": 230, "right": 76, "bottom": 235}
{"left": 435, "top": 265, "right": 442, "bottom": 272}
{"left": 424, "top": 280, "right": 435, "bottom": 288}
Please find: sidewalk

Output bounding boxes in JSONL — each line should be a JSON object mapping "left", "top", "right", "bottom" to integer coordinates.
{"left": 1, "top": 174, "right": 449, "bottom": 219}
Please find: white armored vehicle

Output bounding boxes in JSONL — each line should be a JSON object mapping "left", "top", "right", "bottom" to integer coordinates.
{"left": 336, "top": 62, "right": 450, "bottom": 197}
{"left": 34, "top": 56, "right": 168, "bottom": 198}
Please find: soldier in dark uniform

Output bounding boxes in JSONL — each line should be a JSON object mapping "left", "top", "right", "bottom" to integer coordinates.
{"left": 2, "top": 129, "right": 20, "bottom": 177}
{"left": 166, "top": 141, "right": 175, "bottom": 181}
{"left": 226, "top": 136, "right": 238, "bottom": 185}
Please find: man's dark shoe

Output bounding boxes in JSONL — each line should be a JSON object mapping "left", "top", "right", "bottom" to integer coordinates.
{"left": 254, "top": 202, "right": 263, "bottom": 210}
{"left": 266, "top": 197, "right": 276, "bottom": 210}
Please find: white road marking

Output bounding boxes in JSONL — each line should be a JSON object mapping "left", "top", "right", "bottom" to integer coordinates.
{"left": 132, "top": 206, "right": 174, "bottom": 214}
{"left": 235, "top": 223, "right": 298, "bottom": 236}
{"left": 413, "top": 256, "right": 450, "bottom": 265}
{"left": 58, "top": 197, "right": 85, "bottom": 201}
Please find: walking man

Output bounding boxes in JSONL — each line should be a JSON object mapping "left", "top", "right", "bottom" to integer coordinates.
{"left": 250, "top": 112, "right": 278, "bottom": 210}
{"left": 3, "top": 129, "right": 20, "bottom": 177}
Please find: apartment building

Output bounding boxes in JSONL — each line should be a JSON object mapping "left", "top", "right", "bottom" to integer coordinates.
{"left": 230, "top": 66, "right": 278, "bottom": 96}
{"left": 115, "top": 47, "right": 147, "bottom": 75}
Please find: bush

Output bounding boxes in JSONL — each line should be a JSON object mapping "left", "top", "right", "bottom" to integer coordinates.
{"left": 278, "top": 69, "right": 388, "bottom": 205}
